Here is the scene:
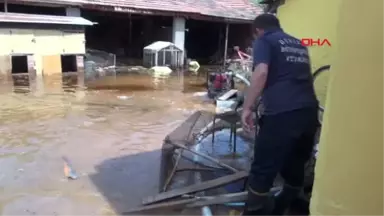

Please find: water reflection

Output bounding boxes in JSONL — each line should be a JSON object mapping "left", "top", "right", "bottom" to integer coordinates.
{"left": 0, "top": 71, "right": 216, "bottom": 215}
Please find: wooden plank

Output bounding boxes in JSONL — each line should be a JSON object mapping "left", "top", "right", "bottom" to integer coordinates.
{"left": 123, "top": 198, "right": 199, "bottom": 214}
{"left": 162, "top": 149, "right": 183, "bottom": 192}
{"left": 218, "top": 89, "right": 238, "bottom": 101}
{"left": 142, "top": 171, "right": 248, "bottom": 205}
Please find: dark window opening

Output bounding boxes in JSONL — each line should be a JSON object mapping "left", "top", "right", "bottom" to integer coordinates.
{"left": 11, "top": 55, "right": 28, "bottom": 74}
{"left": 61, "top": 55, "right": 77, "bottom": 73}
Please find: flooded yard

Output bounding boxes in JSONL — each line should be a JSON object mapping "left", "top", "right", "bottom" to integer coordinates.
{"left": 0, "top": 72, "right": 215, "bottom": 215}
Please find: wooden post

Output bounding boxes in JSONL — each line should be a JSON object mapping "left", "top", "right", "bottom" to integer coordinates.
{"left": 223, "top": 23, "right": 229, "bottom": 68}
{"left": 128, "top": 14, "right": 132, "bottom": 57}
{"left": 4, "top": 0, "right": 8, "bottom": 13}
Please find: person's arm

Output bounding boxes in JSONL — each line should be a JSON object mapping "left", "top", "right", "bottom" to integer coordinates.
{"left": 243, "top": 39, "right": 271, "bottom": 111}
{"left": 239, "top": 50, "right": 252, "bottom": 60}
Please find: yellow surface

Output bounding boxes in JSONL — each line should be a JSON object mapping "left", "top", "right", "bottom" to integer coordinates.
{"left": 42, "top": 55, "right": 62, "bottom": 75}
{"left": 277, "top": 0, "right": 383, "bottom": 215}
{"left": 0, "top": 28, "right": 85, "bottom": 55}
{"left": 0, "top": 55, "right": 11, "bottom": 76}
{"left": 277, "top": 0, "right": 339, "bottom": 106}
{"left": 0, "top": 28, "right": 86, "bottom": 75}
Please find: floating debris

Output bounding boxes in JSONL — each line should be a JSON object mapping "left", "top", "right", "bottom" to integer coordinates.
{"left": 193, "top": 92, "right": 208, "bottom": 97}
{"left": 117, "top": 95, "right": 133, "bottom": 100}
{"left": 149, "top": 66, "right": 172, "bottom": 75}
{"left": 83, "top": 121, "right": 94, "bottom": 127}
{"left": 62, "top": 156, "right": 78, "bottom": 180}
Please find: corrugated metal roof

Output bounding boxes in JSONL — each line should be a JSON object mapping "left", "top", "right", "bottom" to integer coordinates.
{"left": 15, "top": 0, "right": 263, "bottom": 21}
{"left": 0, "top": 12, "right": 94, "bottom": 25}
{"left": 7, "top": 0, "right": 86, "bottom": 6}
{"left": 88, "top": 0, "right": 262, "bottom": 21}
{"left": 144, "top": 41, "right": 182, "bottom": 52}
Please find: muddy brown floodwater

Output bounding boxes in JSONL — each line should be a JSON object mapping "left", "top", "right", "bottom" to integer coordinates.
{"left": 0, "top": 72, "right": 215, "bottom": 215}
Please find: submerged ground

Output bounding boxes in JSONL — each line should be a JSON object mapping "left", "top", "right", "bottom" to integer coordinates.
{"left": 0, "top": 68, "right": 324, "bottom": 215}
{"left": 0, "top": 72, "right": 216, "bottom": 215}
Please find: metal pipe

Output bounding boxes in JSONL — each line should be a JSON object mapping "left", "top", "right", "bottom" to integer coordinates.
{"left": 223, "top": 23, "right": 229, "bottom": 68}
{"left": 234, "top": 73, "right": 251, "bottom": 86}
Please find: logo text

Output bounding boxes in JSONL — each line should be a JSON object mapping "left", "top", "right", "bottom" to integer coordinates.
{"left": 301, "top": 38, "right": 332, "bottom": 47}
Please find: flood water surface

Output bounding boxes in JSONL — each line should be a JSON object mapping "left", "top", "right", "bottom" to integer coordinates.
{"left": 0, "top": 73, "right": 214, "bottom": 215}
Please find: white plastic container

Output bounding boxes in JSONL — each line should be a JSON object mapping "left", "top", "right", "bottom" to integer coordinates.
{"left": 216, "top": 99, "right": 238, "bottom": 113}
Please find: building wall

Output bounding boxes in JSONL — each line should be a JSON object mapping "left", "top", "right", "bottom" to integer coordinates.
{"left": 277, "top": 0, "right": 341, "bottom": 106}
{"left": 277, "top": 0, "right": 383, "bottom": 215}
{"left": 0, "top": 27, "right": 86, "bottom": 76}
{"left": 277, "top": 0, "right": 340, "bottom": 69}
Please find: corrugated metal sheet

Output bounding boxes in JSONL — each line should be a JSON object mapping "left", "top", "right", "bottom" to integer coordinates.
{"left": 87, "top": 0, "right": 262, "bottom": 21}
{"left": 0, "top": 12, "right": 94, "bottom": 25}
{"left": 15, "top": 0, "right": 263, "bottom": 21}
{"left": 7, "top": 0, "right": 86, "bottom": 6}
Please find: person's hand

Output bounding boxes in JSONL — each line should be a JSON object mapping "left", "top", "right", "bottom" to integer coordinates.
{"left": 241, "top": 108, "right": 254, "bottom": 133}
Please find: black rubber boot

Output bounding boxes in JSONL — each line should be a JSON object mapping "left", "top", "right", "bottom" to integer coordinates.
{"left": 241, "top": 192, "right": 274, "bottom": 215}
{"left": 271, "top": 185, "right": 301, "bottom": 215}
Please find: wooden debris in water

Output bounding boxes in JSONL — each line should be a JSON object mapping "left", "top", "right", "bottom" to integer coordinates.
{"left": 123, "top": 198, "right": 199, "bottom": 214}
{"left": 126, "top": 192, "right": 246, "bottom": 214}
{"left": 150, "top": 66, "right": 172, "bottom": 75}
{"left": 129, "top": 186, "right": 281, "bottom": 215}
{"left": 162, "top": 149, "right": 183, "bottom": 192}
{"left": 142, "top": 171, "right": 248, "bottom": 205}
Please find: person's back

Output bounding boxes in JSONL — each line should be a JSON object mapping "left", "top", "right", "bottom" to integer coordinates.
{"left": 241, "top": 14, "right": 319, "bottom": 215}
{"left": 256, "top": 28, "right": 318, "bottom": 115}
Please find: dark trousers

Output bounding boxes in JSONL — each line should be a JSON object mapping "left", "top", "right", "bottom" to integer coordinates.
{"left": 248, "top": 107, "right": 319, "bottom": 194}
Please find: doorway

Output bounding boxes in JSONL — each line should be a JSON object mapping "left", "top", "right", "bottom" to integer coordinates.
{"left": 11, "top": 55, "right": 28, "bottom": 74}
{"left": 61, "top": 55, "right": 77, "bottom": 73}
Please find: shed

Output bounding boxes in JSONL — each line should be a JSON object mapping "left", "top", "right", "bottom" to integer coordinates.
{"left": 143, "top": 41, "right": 183, "bottom": 68}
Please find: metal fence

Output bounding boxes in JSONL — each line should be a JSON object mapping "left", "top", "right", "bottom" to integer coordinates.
{"left": 84, "top": 48, "right": 116, "bottom": 81}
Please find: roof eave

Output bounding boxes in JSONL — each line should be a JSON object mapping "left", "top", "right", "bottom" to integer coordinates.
{"left": 6, "top": 0, "right": 86, "bottom": 7}
{"left": 7, "top": 0, "right": 261, "bottom": 23}
{"left": 0, "top": 12, "right": 94, "bottom": 26}
{"left": 84, "top": 4, "right": 259, "bottom": 23}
